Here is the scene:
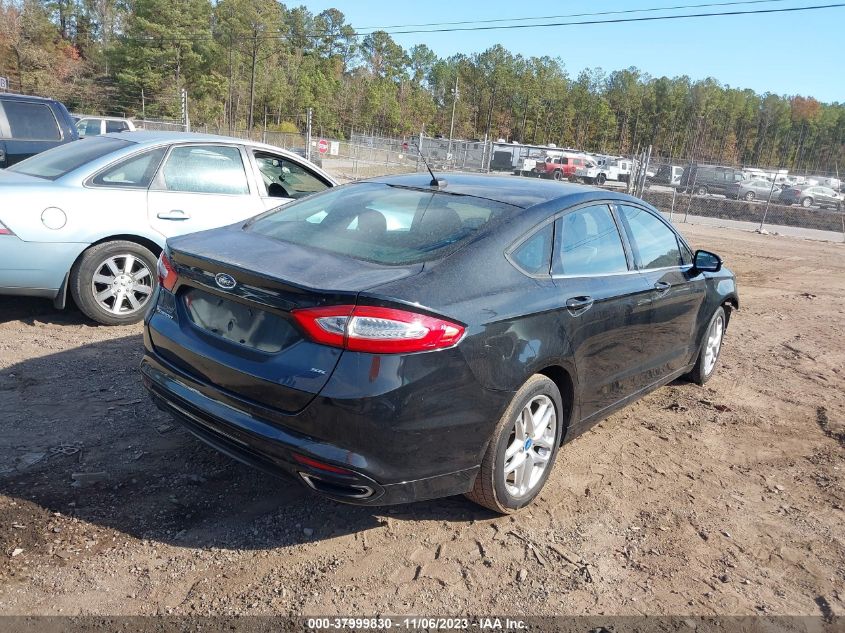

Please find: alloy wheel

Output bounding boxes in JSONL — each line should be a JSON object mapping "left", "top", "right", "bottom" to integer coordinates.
{"left": 91, "top": 254, "right": 154, "bottom": 315}
{"left": 703, "top": 313, "right": 724, "bottom": 376}
{"left": 502, "top": 395, "right": 557, "bottom": 499}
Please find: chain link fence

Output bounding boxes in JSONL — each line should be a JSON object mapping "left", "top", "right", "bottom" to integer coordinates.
{"left": 131, "top": 119, "right": 844, "bottom": 242}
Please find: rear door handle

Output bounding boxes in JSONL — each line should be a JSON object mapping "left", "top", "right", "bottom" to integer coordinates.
{"left": 566, "top": 295, "right": 594, "bottom": 315}
{"left": 157, "top": 209, "right": 191, "bottom": 220}
{"left": 653, "top": 281, "right": 671, "bottom": 295}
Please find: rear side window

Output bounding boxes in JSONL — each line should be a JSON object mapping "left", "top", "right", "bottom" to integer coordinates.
{"left": 246, "top": 182, "right": 516, "bottom": 265}
{"left": 510, "top": 223, "right": 553, "bottom": 275}
{"left": 554, "top": 204, "right": 628, "bottom": 276}
{"left": 8, "top": 136, "right": 133, "bottom": 180}
{"left": 618, "top": 205, "right": 682, "bottom": 269}
{"left": 105, "top": 120, "right": 129, "bottom": 133}
{"left": 90, "top": 147, "right": 166, "bottom": 188}
{"left": 0, "top": 101, "right": 61, "bottom": 140}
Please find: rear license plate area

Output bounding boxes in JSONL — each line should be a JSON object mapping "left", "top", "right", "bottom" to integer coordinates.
{"left": 182, "top": 287, "right": 297, "bottom": 353}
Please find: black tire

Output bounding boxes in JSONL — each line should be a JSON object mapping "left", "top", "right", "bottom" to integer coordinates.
{"left": 552, "top": 170, "right": 563, "bottom": 181}
{"left": 583, "top": 177, "right": 594, "bottom": 185}
{"left": 70, "top": 240, "right": 158, "bottom": 326}
{"left": 466, "top": 374, "right": 564, "bottom": 514}
{"left": 801, "top": 197, "right": 813, "bottom": 208}
{"left": 696, "top": 185, "right": 708, "bottom": 196}
{"left": 686, "top": 306, "right": 726, "bottom": 386}
{"left": 744, "top": 191, "right": 755, "bottom": 201}
{"left": 596, "top": 173, "right": 606, "bottom": 185}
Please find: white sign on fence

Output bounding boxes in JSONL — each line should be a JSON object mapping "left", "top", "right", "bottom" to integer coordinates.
{"left": 330, "top": 141, "right": 339, "bottom": 156}
{"left": 0, "top": 77, "right": 8, "bottom": 91}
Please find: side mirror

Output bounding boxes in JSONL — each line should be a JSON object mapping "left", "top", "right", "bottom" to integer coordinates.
{"left": 693, "top": 249, "right": 722, "bottom": 273}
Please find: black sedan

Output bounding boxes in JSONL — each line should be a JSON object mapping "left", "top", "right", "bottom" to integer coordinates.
{"left": 141, "top": 173, "right": 738, "bottom": 513}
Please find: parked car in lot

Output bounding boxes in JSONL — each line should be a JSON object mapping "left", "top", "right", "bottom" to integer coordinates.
{"left": 534, "top": 152, "right": 591, "bottom": 181}
{"left": 141, "top": 173, "right": 738, "bottom": 513}
{"left": 0, "top": 93, "right": 78, "bottom": 167}
{"left": 73, "top": 115, "right": 136, "bottom": 137}
{"left": 677, "top": 164, "right": 745, "bottom": 196}
{"left": 0, "top": 132, "right": 335, "bottom": 324}
{"left": 778, "top": 185, "right": 843, "bottom": 210}
{"left": 726, "top": 179, "right": 781, "bottom": 201}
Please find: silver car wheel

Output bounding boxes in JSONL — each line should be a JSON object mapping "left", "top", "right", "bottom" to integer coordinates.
{"left": 502, "top": 395, "right": 557, "bottom": 499}
{"left": 91, "top": 254, "right": 154, "bottom": 315}
{"left": 703, "top": 313, "right": 724, "bottom": 376}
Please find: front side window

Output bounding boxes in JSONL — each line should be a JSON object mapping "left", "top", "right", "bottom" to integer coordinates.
{"left": 158, "top": 145, "right": 249, "bottom": 195}
{"left": 90, "top": 147, "right": 166, "bottom": 188}
{"left": 1, "top": 101, "right": 61, "bottom": 141}
{"left": 254, "top": 151, "right": 329, "bottom": 200}
{"left": 553, "top": 204, "right": 628, "bottom": 276}
{"left": 246, "top": 182, "right": 516, "bottom": 265}
{"left": 619, "top": 205, "right": 682, "bottom": 270}
{"left": 8, "top": 136, "right": 133, "bottom": 180}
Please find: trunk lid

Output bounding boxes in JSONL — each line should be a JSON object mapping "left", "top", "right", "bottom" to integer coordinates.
{"left": 149, "top": 225, "right": 422, "bottom": 413}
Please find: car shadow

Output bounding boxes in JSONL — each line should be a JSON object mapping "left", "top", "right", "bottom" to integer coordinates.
{"left": 0, "top": 334, "right": 494, "bottom": 553}
{"left": 0, "top": 296, "right": 93, "bottom": 327}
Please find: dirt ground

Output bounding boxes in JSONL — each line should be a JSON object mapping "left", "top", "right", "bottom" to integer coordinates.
{"left": 0, "top": 223, "right": 842, "bottom": 618}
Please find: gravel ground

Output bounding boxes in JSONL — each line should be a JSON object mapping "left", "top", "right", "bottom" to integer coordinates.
{"left": 0, "top": 223, "right": 842, "bottom": 617}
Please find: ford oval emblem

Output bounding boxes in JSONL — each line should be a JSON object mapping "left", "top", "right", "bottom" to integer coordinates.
{"left": 215, "top": 273, "right": 237, "bottom": 290}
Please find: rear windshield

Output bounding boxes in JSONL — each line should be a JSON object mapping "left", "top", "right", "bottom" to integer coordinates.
{"left": 245, "top": 182, "right": 517, "bottom": 265}
{"left": 8, "top": 136, "right": 133, "bottom": 180}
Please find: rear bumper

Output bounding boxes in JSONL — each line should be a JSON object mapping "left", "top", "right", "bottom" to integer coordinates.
{"left": 140, "top": 345, "right": 492, "bottom": 506}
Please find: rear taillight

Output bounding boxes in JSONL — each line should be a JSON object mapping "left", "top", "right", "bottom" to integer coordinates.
{"left": 156, "top": 251, "right": 177, "bottom": 291}
{"left": 292, "top": 304, "right": 465, "bottom": 354}
{"left": 0, "top": 221, "right": 14, "bottom": 236}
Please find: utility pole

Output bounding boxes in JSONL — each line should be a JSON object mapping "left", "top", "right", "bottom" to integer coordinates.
{"left": 447, "top": 73, "right": 459, "bottom": 166}
{"left": 141, "top": 88, "right": 145, "bottom": 121}
{"left": 181, "top": 88, "right": 190, "bottom": 132}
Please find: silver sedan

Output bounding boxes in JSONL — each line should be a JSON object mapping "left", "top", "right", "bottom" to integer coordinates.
{"left": 0, "top": 132, "right": 335, "bottom": 324}
{"left": 726, "top": 179, "right": 782, "bottom": 202}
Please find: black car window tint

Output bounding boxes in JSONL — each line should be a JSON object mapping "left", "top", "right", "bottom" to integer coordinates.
{"left": 511, "top": 223, "right": 553, "bottom": 275}
{"left": 91, "top": 147, "right": 166, "bottom": 188}
{"left": 619, "top": 205, "right": 682, "bottom": 270}
{"left": 160, "top": 145, "right": 249, "bottom": 195}
{"left": 553, "top": 204, "right": 628, "bottom": 276}
{"left": 2, "top": 101, "right": 61, "bottom": 141}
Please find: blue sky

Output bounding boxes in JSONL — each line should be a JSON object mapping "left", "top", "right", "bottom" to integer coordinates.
{"left": 298, "top": 0, "right": 844, "bottom": 103}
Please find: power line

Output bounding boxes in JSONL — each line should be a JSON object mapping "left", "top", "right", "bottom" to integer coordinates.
{"left": 355, "top": 0, "right": 794, "bottom": 31}
{"left": 113, "top": 0, "right": 837, "bottom": 44}
{"left": 373, "top": 3, "right": 845, "bottom": 35}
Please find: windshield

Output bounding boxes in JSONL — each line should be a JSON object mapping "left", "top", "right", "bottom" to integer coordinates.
{"left": 8, "top": 137, "right": 133, "bottom": 180}
{"left": 245, "top": 182, "right": 518, "bottom": 265}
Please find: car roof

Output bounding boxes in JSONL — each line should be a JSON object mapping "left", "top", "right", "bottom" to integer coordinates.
{"left": 0, "top": 92, "right": 60, "bottom": 104}
{"left": 364, "top": 172, "right": 648, "bottom": 209}
{"left": 103, "top": 130, "right": 303, "bottom": 154}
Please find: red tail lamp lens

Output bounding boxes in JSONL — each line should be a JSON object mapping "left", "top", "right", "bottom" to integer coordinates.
{"left": 291, "top": 305, "right": 465, "bottom": 354}
{"left": 157, "top": 251, "right": 178, "bottom": 291}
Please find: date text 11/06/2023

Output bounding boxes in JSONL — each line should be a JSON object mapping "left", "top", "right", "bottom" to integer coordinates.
{"left": 306, "top": 617, "right": 528, "bottom": 630}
